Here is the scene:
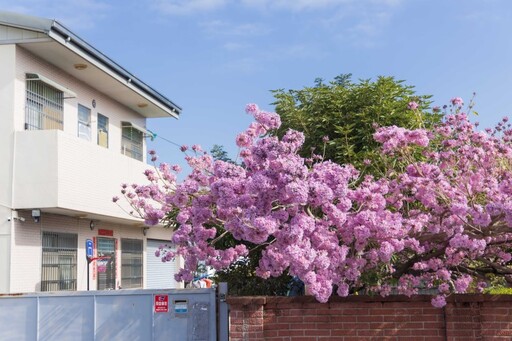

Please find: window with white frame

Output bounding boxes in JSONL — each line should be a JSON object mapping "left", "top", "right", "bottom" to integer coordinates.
{"left": 25, "top": 75, "right": 64, "bottom": 130}
{"left": 41, "top": 232, "right": 77, "bottom": 292}
{"left": 97, "top": 113, "right": 109, "bottom": 148}
{"left": 121, "top": 238, "right": 143, "bottom": 288}
{"left": 78, "top": 104, "right": 91, "bottom": 141}
{"left": 121, "top": 123, "right": 144, "bottom": 161}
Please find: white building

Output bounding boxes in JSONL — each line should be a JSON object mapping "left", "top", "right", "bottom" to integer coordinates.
{"left": 0, "top": 11, "right": 182, "bottom": 293}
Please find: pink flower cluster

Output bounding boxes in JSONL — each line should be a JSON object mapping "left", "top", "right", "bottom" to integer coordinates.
{"left": 373, "top": 126, "right": 429, "bottom": 153}
{"left": 119, "top": 103, "right": 512, "bottom": 307}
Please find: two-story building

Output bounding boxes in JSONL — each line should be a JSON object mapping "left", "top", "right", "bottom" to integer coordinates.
{"left": 0, "top": 11, "right": 182, "bottom": 293}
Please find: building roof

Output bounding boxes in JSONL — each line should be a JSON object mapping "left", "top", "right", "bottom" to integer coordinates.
{"left": 0, "top": 11, "right": 181, "bottom": 118}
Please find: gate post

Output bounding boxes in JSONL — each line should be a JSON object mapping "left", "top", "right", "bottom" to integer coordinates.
{"left": 218, "top": 282, "right": 229, "bottom": 341}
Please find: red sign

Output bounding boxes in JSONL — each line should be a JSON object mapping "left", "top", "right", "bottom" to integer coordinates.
{"left": 98, "top": 229, "right": 113, "bottom": 236}
{"left": 154, "top": 295, "right": 169, "bottom": 313}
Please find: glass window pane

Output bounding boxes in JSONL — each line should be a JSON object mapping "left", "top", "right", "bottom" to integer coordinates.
{"left": 97, "top": 114, "right": 109, "bottom": 148}
{"left": 121, "top": 124, "right": 143, "bottom": 161}
{"left": 78, "top": 104, "right": 91, "bottom": 141}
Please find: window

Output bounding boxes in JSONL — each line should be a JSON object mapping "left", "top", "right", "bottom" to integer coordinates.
{"left": 41, "top": 232, "right": 77, "bottom": 291}
{"left": 97, "top": 237, "right": 116, "bottom": 290}
{"left": 25, "top": 74, "right": 64, "bottom": 130}
{"left": 121, "top": 239, "right": 143, "bottom": 289}
{"left": 78, "top": 104, "right": 91, "bottom": 141}
{"left": 121, "top": 124, "right": 143, "bottom": 161}
{"left": 97, "top": 114, "right": 109, "bottom": 148}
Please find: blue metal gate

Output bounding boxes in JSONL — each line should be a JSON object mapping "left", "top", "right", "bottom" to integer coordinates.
{"left": 0, "top": 288, "right": 223, "bottom": 341}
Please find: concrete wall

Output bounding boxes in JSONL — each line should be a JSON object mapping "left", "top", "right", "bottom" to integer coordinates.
{"left": 12, "top": 129, "right": 150, "bottom": 220}
{"left": 15, "top": 46, "right": 147, "bottom": 156}
{"left": 228, "top": 295, "right": 512, "bottom": 341}
{"left": 10, "top": 211, "right": 180, "bottom": 293}
{"left": 0, "top": 44, "right": 16, "bottom": 293}
{"left": 0, "top": 39, "right": 179, "bottom": 293}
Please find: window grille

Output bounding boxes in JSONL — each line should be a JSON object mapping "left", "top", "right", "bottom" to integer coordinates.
{"left": 121, "top": 126, "right": 143, "bottom": 161}
{"left": 25, "top": 75, "right": 64, "bottom": 130}
{"left": 41, "top": 232, "right": 77, "bottom": 291}
{"left": 97, "top": 114, "right": 109, "bottom": 148}
{"left": 121, "top": 239, "right": 143, "bottom": 289}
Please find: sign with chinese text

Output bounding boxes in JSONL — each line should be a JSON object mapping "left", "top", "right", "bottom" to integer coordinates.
{"left": 154, "top": 295, "right": 169, "bottom": 313}
{"left": 98, "top": 229, "right": 113, "bottom": 236}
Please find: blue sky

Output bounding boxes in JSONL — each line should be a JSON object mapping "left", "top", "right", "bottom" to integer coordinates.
{"left": 4, "top": 0, "right": 512, "bottom": 167}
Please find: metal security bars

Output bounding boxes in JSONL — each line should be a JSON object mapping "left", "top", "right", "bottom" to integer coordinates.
{"left": 121, "top": 239, "right": 143, "bottom": 289}
{"left": 121, "top": 125, "right": 143, "bottom": 161}
{"left": 41, "top": 232, "right": 78, "bottom": 291}
{"left": 25, "top": 74, "right": 64, "bottom": 131}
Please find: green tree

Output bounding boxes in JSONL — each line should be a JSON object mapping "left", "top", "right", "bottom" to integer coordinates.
{"left": 272, "top": 74, "right": 441, "bottom": 169}
{"left": 210, "top": 144, "right": 234, "bottom": 164}
{"left": 212, "top": 75, "right": 443, "bottom": 296}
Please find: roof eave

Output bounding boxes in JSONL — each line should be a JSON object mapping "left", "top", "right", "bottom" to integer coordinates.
{"left": 48, "top": 22, "right": 181, "bottom": 117}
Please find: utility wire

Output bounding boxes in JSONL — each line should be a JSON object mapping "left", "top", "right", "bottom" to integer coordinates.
{"left": 156, "top": 134, "right": 182, "bottom": 148}
{"left": 147, "top": 129, "right": 183, "bottom": 149}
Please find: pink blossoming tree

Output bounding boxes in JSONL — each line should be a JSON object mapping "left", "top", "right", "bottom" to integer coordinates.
{"left": 117, "top": 102, "right": 512, "bottom": 307}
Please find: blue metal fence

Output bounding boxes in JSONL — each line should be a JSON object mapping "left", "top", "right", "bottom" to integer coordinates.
{"left": 0, "top": 288, "right": 218, "bottom": 341}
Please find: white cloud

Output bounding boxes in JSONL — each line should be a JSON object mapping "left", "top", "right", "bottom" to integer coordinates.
{"left": 220, "top": 56, "right": 262, "bottom": 73}
{"left": 0, "top": 0, "right": 111, "bottom": 29}
{"left": 241, "top": 0, "right": 401, "bottom": 12}
{"left": 242, "top": 0, "right": 343, "bottom": 11}
{"left": 218, "top": 42, "right": 326, "bottom": 75}
{"left": 152, "top": 0, "right": 228, "bottom": 15}
{"left": 223, "top": 41, "right": 252, "bottom": 51}
{"left": 200, "top": 20, "right": 272, "bottom": 36}
{"left": 149, "top": 0, "right": 402, "bottom": 16}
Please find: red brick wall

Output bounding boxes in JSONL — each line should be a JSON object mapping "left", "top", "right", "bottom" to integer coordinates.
{"left": 228, "top": 295, "right": 512, "bottom": 341}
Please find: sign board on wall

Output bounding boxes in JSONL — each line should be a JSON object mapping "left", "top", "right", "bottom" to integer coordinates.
{"left": 86, "top": 239, "right": 93, "bottom": 258}
{"left": 154, "top": 295, "right": 169, "bottom": 313}
{"left": 98, "top": 229, "right": 113, "bottom": 236}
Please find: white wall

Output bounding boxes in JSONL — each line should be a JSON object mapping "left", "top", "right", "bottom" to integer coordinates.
{"left": 2, "top": 44, "right": 180, "bottom": 294}
{"left": 0, "top": 44, "right": 16, "bottom": 293}
{"left": 15, "top": 46, "right": 148, "bottom": 160}
{"left": 0, "top": 207, "right": 12, "bottom": 293}
{"left": 0, "top": 45, "right": 15, "bottom": 207}
{"left": 13, "top": 129, "right": 150, "bottom": 220}
{"left": 10, "top": 211, "right": 178, "bottom": 292}
{"left": 11, "top": 45, "right": 158, "bottom": 220}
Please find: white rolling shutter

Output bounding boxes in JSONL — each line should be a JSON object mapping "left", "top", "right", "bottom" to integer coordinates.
{"left": 146, "top": 239, "right": 178, "bottom": 289}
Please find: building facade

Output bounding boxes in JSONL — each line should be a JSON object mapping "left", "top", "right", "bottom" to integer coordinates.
{"left": 0, "top": 11, "right": 182, "bottom": 293}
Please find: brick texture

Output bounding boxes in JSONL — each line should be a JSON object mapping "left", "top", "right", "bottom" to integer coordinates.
{"left": 228, "top": 295, "right": 512, "bottom": 341}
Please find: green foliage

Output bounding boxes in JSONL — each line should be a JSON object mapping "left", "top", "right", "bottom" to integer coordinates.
{"left": 209, "top": 75, "right": 444, "bottom": 296}
{"left": 214, "top": 247, "right": 291, "bottom": 296}
{"left": 272, "top": 74, "right": 442, "bottom": 169}
{"left": 210, "top": 144, "right": 235, "bottom": 164}
{"left": 484, "top": 287, "right": 512, "bottom": 295}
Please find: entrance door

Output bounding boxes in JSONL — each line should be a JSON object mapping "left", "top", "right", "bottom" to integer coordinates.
{"left": 97, "top": 237, "right": 116, "bottom": 290}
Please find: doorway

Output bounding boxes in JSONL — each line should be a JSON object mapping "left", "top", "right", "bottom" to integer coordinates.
{"left": 97, "top": 237, "right": 116, "bottom": 290}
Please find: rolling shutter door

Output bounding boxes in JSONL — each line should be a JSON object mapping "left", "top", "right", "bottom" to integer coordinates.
{"left": 146, "top": 239, "right": 178, "bottom": 289}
